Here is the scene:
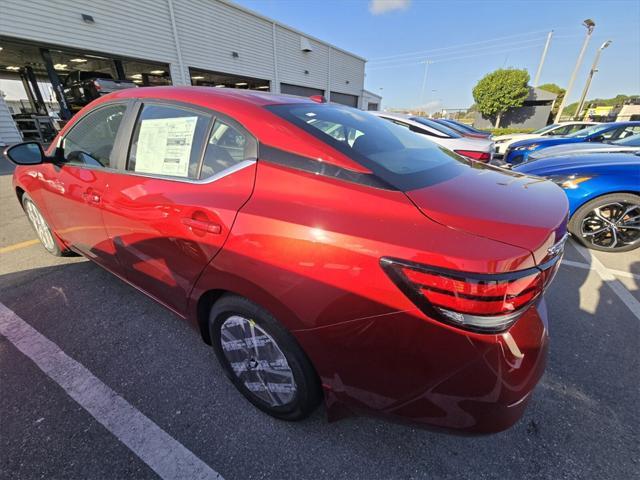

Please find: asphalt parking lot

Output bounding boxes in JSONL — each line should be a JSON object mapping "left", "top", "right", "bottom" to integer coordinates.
{"left": 1, "top": 158, "right": 638, "bottom": 480}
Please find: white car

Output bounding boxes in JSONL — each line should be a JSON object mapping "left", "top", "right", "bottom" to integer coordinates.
{"left": 372, "top": 112, "right": 494, "bottom": 162}
{"left": 493, "top": 121, "right": 598, "bottom": 155}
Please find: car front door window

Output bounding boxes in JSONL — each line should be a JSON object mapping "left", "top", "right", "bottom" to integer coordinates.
{"left": 63, "top": 104, "right": 127, "bottom": 167}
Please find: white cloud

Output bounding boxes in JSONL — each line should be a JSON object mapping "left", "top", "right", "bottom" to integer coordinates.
{"left": 413, "top": 100, "right": 443, "bottom": 115}
{"left": 368, "top": 0, "right": 411, "bottom": 15}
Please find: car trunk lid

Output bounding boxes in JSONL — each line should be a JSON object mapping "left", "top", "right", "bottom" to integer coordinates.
{"left": 404, "top": 165, "right": 569, "bottom": 264}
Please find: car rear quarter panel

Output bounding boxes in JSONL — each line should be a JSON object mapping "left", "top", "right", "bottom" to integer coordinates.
{"left": 188, "top": 161, "right": 547, "bottom": 433}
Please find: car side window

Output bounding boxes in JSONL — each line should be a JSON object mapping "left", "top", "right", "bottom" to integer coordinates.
{"left": 600, "top": 127, "right": 622, "bottom": 140}
{"left": 390, "top": 119, "right": 435, "bottom": 137}
{"left": 567, "top": 125, "right": 587, "bottom": 134}
{"left": 618, "top": 125, "right": 640, "bottom": 139}
{"left": 128, "top": 104, "right": 211, "bottom": 179}
{"left": 200, "top": 118, "right": 257, "bottom": 179}
{"left": 391, "top": 120, "right": 410, "bottom": 129}
{"left": 63, "top": 104, "right": 127, "bottom": 168}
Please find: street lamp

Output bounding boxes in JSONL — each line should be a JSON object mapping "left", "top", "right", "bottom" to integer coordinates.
{"left": 554, "top": 19, "right": 596, "bottom": 122}
{"left": 573, "top": 40, "right": 612, "bottom": 120}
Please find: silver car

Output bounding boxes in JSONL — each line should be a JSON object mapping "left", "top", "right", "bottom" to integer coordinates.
{"left": 372, "top": 112, "right": 495, "bottom": 162}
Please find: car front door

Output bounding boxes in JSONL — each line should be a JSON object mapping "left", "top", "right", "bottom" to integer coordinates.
{"left": 40, "top": 102, "right": 129, "bottom": 270}
{"left": 101, "top": 102, "right": 257, "bottom": 314}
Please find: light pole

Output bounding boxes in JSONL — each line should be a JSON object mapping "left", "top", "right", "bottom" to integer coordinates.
{"left": 573, "top": 40, "right": 612, "bottom": 120}
{"left": 420, "top": 59, "right": 433, "bottom": 115}
{"left": 533, "top": 30, "right": 554, "bottom": 87}
{"left": 554, "top": 19, "right": 595, "bottom": 123}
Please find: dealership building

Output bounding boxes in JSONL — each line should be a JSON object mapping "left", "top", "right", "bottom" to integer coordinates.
{"left": 0, "top": 0, "right": 379, "bottom": 145}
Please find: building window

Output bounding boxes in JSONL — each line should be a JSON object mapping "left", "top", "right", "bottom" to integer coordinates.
{"left": 189, "top": 68, "right": 269, "bottom": 91}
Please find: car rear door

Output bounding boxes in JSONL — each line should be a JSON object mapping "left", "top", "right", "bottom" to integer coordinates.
{"left": 101, "top": 101, "right": 257, "bottom": 314}
{"left": 39, "top": 102, "right": 130, "bottom": 270}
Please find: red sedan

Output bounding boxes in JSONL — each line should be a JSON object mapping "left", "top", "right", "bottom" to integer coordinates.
{"left": 6, "top": 87, "right": 568, "bottom": 433}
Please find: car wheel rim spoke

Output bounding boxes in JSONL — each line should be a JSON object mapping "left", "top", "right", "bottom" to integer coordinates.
{"left": 220, "top": 315, "right": 296, "bottom": 407}
{"left": 581, "top": 201, "right": 640, "bottom": 249}
{"left": 26, "top": 202, "right": 55, "bottom": 250}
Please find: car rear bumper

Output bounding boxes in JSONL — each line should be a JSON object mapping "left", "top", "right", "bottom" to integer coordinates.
{"left": 295, "top": 299, "right": 549, "bottom": 434}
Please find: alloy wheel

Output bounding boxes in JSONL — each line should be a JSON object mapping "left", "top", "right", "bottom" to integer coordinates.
{"left": 580, "top": 201, "right": 640, "bottom": 250}
{"left": 220, "top": 315, "right": 297, "bottom": 407}
{"left": 25, "top": 200, "right": 56, "bottom": 251}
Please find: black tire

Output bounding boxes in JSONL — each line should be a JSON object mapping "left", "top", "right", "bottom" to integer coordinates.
{"left": 569, "top": 193, "right": 640, "bottom": 252}
{"left": 21, "top": 193, "right": 70, "bottom": 256}
{"left": 209, "top": 294, "right": 321, "bottom": 421}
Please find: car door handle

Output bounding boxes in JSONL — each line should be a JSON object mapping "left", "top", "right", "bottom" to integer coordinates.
{"left": 181, "top": 217, "right": 222, "bottom": 234}
{"left": 82, "top": 190, "right": 101, "bottom": 204}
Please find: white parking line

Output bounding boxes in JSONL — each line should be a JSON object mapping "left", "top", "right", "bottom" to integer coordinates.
{"left": 571, "top": 245, "right": 640, "bottom": 322}
{"left": 0, "top": 303, "right": 223, "bottom": 480}
{"left": 562, "top": 259, "right": 640, "bottom": 281}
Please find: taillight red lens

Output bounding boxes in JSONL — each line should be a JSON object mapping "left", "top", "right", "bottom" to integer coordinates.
{"left": 381, "top": 256, "right": 561, "bottom": 333}
{"left": 454, "top": 150, "right": 490, "bottom": 162}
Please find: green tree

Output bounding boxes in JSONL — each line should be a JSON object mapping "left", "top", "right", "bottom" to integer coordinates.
{"left": 538, "top": 83, "right": 565, "bottom": 119}
{"left": 472, "top": 69, "right": 530, "bottom": 128}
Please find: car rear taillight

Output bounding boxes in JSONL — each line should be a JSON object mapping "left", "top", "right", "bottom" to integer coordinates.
{"left": 381, "top": 256, "right": 562, "bottom": 333}
{"left": 93, "top": 80, "right": 102, "bottom": 91}
{"left": 454, "top": 150, "right": 490, "bottom": 162}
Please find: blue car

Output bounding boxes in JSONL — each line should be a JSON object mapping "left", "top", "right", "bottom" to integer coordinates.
{"left": 514, "top": 152, "right": 640, "bottom": 252}
{"left": 505, "top": 121, "right": 640, "bottom": 166}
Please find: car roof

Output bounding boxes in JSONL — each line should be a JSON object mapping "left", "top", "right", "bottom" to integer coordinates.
{"left": 515, "top": 152, "right": 640, "bottom": 173}
{"left": 104, "top": 85, "right": 317, "bottom": 107}
{"left": 539, "top": 152, "right": 640, "bottom": 166}
{"left": 600, "top": 121, "right": 640, "bottom": 128}
{"left": 556, "top": 121, "right": 599, "bottom": 125}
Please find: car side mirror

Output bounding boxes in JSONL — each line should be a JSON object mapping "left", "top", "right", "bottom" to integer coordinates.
{"left": 589, "top": 135, "right": 605, "bottom": 143}
{"left": 4, "top": 142, "right": 46, "bottom": 165}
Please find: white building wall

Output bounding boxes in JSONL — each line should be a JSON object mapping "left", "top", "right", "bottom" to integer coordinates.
{"left": 362, "top": 90, "right": 383, "bottom": 110}
{"left": 276, "top": 26, "right": 330, "bottom": 92}
{"left": 330, "top": 49, "right": 365, "bottom": 97}
{"left": 173, "top": 0, "right": 275, "bottom": 84}
{"left": 0, "top": 0, "right": 366, "bottom": 98}
{"left": 0, "top": 0, "right": 181, "bottom": 68}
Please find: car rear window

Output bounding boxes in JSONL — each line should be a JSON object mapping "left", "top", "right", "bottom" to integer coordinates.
{"left": 266, "top": 103, "right": 469, "bottom": 191}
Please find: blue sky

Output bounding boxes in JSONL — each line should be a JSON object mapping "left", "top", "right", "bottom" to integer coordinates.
{"left": 235, "top": 0, "right": 640, "bottom": 111}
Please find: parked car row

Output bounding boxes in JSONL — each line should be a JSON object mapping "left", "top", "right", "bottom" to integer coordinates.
{"left": 493, "top": 121, "right": 597, "bottom": 155}
{"left": 502, "top": 121, "right": 640, "bottom": 166}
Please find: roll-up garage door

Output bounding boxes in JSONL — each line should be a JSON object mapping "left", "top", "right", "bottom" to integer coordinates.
{"left": 330, "top": 92, "right": 358, "bottom": 107}
{"left": 280, "top": 83, "right": 324, "bottom": 98}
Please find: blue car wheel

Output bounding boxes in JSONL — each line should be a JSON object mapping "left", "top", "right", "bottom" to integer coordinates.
{"left": 568, "top": 193, "right": 640, "bottom": 252}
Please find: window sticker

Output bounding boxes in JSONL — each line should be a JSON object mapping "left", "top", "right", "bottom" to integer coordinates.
{"left": 134, "top": 116, "right": 198, "bottom": 177}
